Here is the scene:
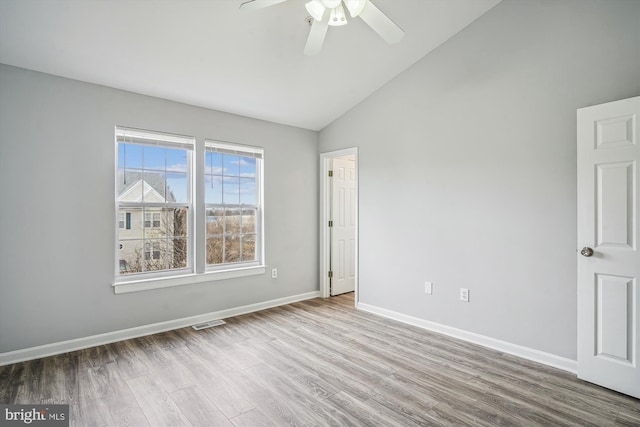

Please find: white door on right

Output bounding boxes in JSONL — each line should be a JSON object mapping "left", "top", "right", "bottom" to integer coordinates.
{"left": 330, "top": 157, "right": 356, "bottom": 296}
{"left": 577, "top": 96, "right": 640, "bottom": 399}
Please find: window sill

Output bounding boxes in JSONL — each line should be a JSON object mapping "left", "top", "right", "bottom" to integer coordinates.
{"left": 113, "top": 265, "right": 266, "bottom": 294}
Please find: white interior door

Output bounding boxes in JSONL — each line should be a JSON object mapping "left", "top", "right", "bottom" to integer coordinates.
{"left": 330, "top": 156, "right": 356, "bottom": 296}
{"left": 577, "top": 96, "right": 640, "bottom": 399}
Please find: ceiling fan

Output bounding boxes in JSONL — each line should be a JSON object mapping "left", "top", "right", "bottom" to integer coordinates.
{"left": 239, "top": 0, "right": 404, "bottom": 55}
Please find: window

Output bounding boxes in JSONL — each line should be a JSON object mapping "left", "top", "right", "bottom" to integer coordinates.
{"left": 119, "top": 212, "right": 131, "bottom": 230}
{"left": 116, "top": 127, "right": 193, "bottom": 279}
{"left": 145, "top": 241, "right": 161, "bottom": 260}
{"left": 205, "top": 140, "right": 263, "bottom": 269}
{"left": 144, "top": 212, "right": 161, "bottom": 228}
{"left": 114, "top": 128, "right": 265, "bottom": 293}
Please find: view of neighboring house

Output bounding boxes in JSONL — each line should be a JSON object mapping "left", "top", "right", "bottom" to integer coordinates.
{"left": 117, "top": 171, "right": 187, "bottom": 274}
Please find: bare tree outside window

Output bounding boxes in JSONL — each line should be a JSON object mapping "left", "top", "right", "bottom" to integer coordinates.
{"left": 204, "top": 141, "right": 262, "bottom": 268}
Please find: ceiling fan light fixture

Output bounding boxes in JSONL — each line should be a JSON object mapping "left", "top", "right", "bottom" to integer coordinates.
{"left": 321, "top": 0, "right": 342, "bottom": 8}
{"left": 328, "top": 4, "right": 347, "bottom": 26}
{"left": 305, "top": 0, "right": 326, "bottom": 21}
{"left": 343, "top": 0, "right": 367, "bottom": 17}
{"left": 242, "top": 0, "right": 404, "bottom": 55}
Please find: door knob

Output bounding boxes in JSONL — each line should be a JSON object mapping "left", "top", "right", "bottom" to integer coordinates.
{"left": 581, "top": 247, "right": 594, "bottom": 257}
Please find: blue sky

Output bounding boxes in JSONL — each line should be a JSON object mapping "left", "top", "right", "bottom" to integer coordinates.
{"left": 118, "top": 143, "right": 256, "bottom": 204}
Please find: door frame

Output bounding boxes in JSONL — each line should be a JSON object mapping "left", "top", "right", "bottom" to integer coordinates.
{"left": 320, "top": 147, "right": 359, "bottom": 302}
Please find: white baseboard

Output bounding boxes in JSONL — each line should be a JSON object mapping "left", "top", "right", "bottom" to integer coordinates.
{"left": 0, "top": 291, "right": 320, "bottom": 366}
{"left": 357, "top": 302, "right": 577, "bottom": 374}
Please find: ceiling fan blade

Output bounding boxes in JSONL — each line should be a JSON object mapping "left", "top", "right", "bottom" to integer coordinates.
{"left": 358, "top": 0, "right": 404, "bottom": 44}
{"left": 239, "top": 0, "right": 288, "bottom": 12}
{"left": 304, "top": 18, "right": 329, "bottom": 55}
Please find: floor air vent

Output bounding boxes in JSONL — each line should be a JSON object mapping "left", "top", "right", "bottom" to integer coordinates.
{"left": 191, "top": 319, "right": 226, "bottom": 330}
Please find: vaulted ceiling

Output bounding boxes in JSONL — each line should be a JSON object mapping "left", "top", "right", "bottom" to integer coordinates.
{"left": 0, "top": 0, "right": 501, "bottom": 130}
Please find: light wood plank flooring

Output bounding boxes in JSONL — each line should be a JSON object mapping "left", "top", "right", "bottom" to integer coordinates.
{"left": 1, "top": 293, "right": 639, "bottom": 426}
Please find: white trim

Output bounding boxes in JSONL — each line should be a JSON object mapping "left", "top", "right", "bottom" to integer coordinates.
{"left": 116, "top": 126, "right": 195, "bottom": 149}
{"left": 113, "top": 265, "right": 266, "bottom": 294}
{"left": 319, "top": 147, "right": 359, "bottom": 302}
{"left": 0, "top": 291, "right": 320, "bottom": 366}
{"left": 204, "top": 139, "right": 264, "bottom": 158}
{"left": 357, "top": 302, "right": 577, "bottom": 374}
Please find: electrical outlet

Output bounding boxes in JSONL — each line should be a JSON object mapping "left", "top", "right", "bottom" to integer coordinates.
{"left": 271, "top": 268, "right": 278, "bottom": 279}
{"left": 424, "top": 281, "right": 433, "bottom": 295}
{"left": 460, "top": 288, "right": 469, "bottom": 302}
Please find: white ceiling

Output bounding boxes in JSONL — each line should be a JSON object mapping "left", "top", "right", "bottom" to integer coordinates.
{"left": 0, "top": 0, "right": 500, "bottom": 131}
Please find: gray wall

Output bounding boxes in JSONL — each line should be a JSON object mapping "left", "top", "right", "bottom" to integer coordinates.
{"left": 319, "top": 0, "right": 640, "bottom": 360}
{"left": 0, "top": 64, "right": 318, "bottom": 353}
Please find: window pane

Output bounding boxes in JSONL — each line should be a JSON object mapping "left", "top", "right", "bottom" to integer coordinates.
{"left": 206, "top": 208, "right": 224, "bottom": 235}
{"left": 223, "top": 154, "right": 240, "bottom": 177}
{"left": 206, "top": 236, "right": 223, "bottom": 264}
{"left": 143, "top": 145, "right": 165, "bottom": 171}
{"left": 118, "top": 143, "right": 142, "bottom": 169}
{"left": 145, "top": 239, "right": 166, "bottom": 272}
{"left": 170, "top": 208, "right": 188, "bottom": 238}
{"left": 205, "top": 175, "right": 222, "bottom": 204}
{"left": 225, "top": 208, "right": 241, "bottom": 234}
{"left": 242, "top": 235, "right": 256, "bottom": 262}
{"left": 169, "top": 237, "right": 188, "bottom": 269}
{"left": 117, "top": 143, "right": 125, "bottom": 169}
{"left": 223, "top": 177, "right": 240, "bottom": 204}
{"left": 142, "top": 171, "right": 166, "bottom": 202}
{"left": 117, "top": 169, "right": 144, "bottom": 201}
{"left": 119, "top": 208, "right": 139, "bottom": 232}
{"left": 225, "top": 235, "right": 240, "bottom": 263}
{"left": 166, "top": 172, "right": 188, "bottom": 203}
{"left": 242, "top": 209, "right": 255, "bottom": 233}
{"left": 239, "top": 178, "right": 256, "bottom": 205}
{"left": 143, "top": 209, "right": 162, "bottom": 239}
{"left": 118, "top": 239, "right": 144, "bottom": 274}
{"left": 205, "top": 151, "right": 223, "bottom": 175}
{"left": 240, "top": 156, "right": 256, "bottom": 178}
{"left": 166, "top": 148, "right": 187, "bottom": 172}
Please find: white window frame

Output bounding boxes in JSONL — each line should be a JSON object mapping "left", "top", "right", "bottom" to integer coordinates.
{"left": 113, "top": 130, "right": 265, "bottom": 294}
{"left": 114, "top": 126, "right": 195, "bottom": 287}
{"left": 204, "top": 140, "right": 265, "bottom": 272}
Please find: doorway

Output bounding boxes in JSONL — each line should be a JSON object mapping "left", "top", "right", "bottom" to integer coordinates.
{"left": 320, "top": 148, "right": 358, "bottom": 301}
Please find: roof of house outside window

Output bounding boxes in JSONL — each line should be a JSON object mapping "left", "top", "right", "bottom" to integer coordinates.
{"left": 117, "top": 171, "right": 176, "bottom": 203}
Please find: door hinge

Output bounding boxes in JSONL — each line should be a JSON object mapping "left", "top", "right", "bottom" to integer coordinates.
{"left": 328, "top": 220, "right": 333, "bottom": 227}
{"left": 328, "top": 170, "right": 333, "bottom": 177}
{"left": 328, "top": 270, "right": 333, "bottom": 278}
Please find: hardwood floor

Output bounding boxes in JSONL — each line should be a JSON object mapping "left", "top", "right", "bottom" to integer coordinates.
{"left": 1, "top": 293, "right": 639, "bottom": 426}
